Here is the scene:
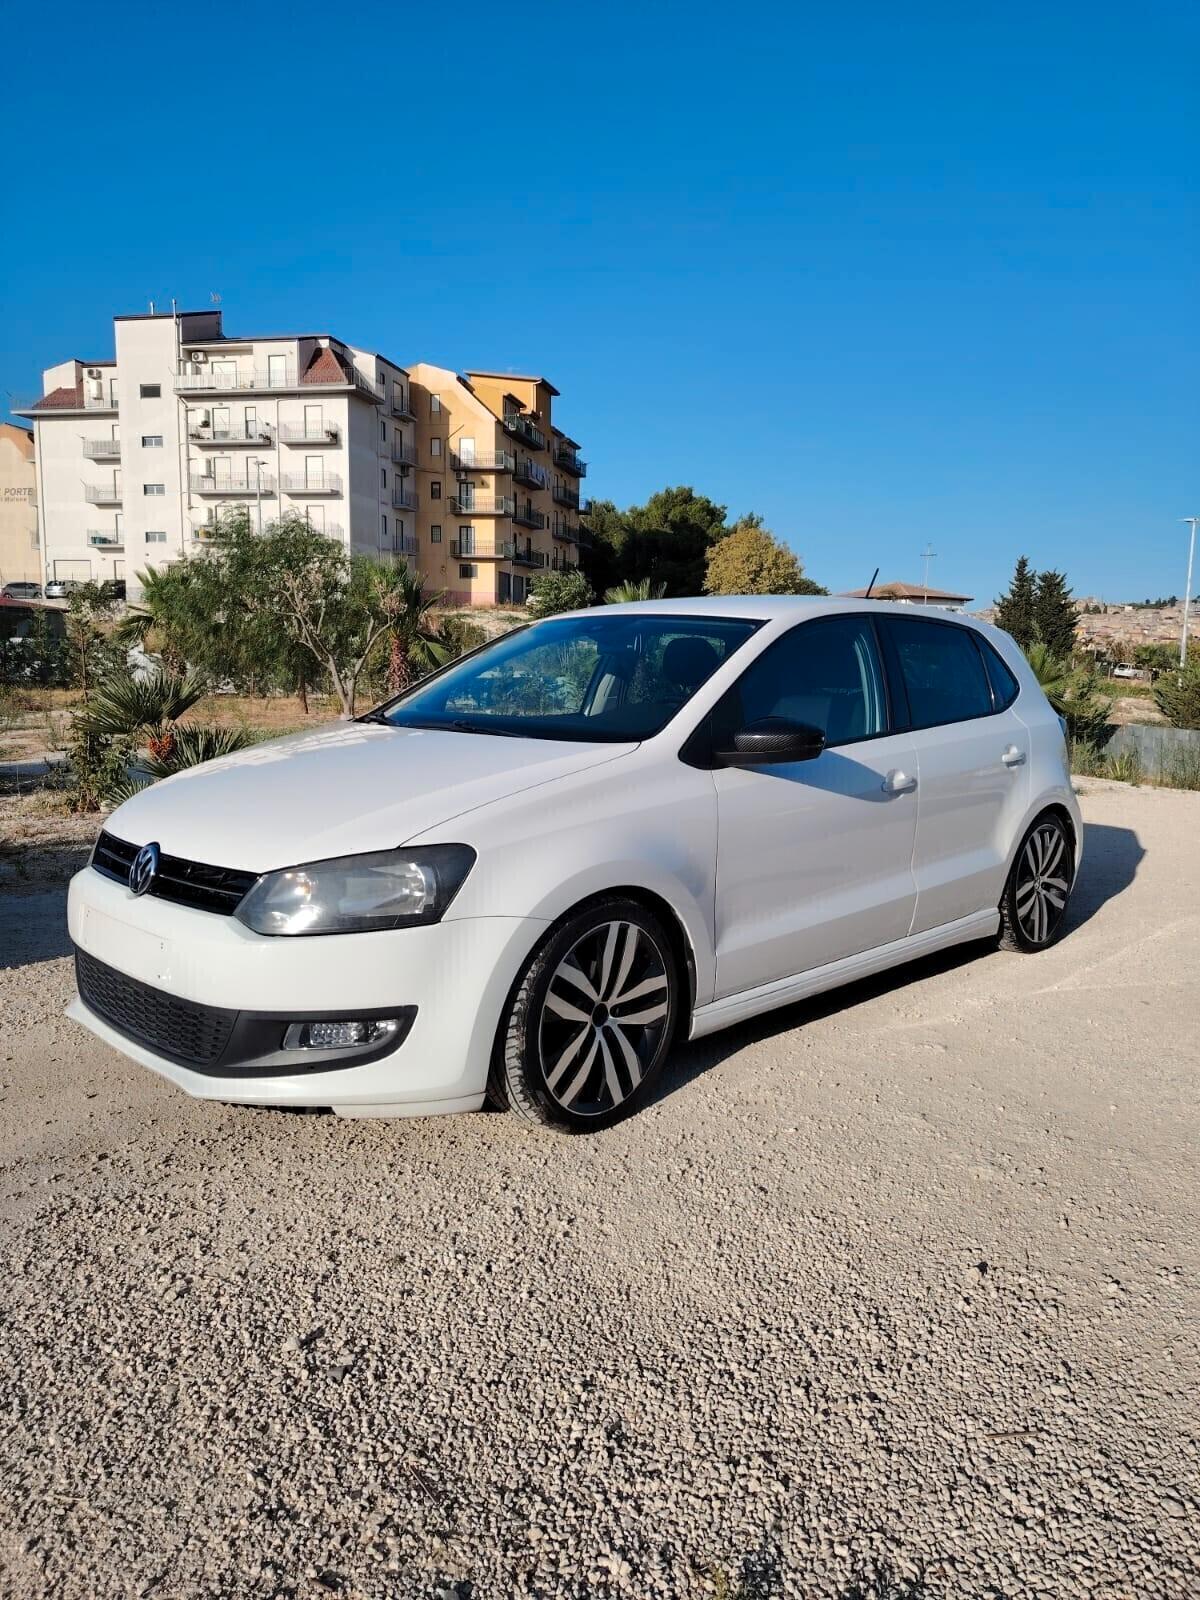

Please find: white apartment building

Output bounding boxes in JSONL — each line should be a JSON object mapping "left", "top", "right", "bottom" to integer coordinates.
{"left": 17, "top": 309, "right": 418, "bottom": 595}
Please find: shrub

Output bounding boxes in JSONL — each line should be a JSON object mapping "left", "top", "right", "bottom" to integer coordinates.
{"left": 1153, "top": 663, "right": 1200, "bottom": 729}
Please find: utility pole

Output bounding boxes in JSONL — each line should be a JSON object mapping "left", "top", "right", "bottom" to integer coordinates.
{"left": 1181, "top": 517, "right": 1199, "bottom": 667}
{"left": 920, "top": 544, "right": 937, "bottom": 604}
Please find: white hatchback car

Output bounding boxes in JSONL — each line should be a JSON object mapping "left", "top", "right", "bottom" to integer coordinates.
{"left": 68, "top": 598, "right": 1081, "bottom": 1131}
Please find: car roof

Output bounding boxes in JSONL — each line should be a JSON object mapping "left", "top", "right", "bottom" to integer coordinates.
{"left": 561, "top": 595, "right": 985, "bottom": 626}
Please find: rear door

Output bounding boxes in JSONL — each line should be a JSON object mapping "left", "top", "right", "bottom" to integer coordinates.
{"left": 879, "top": 615, "right": 1030, "bottom": 933}
{"left": 711, "top": 614, "right": 920, "bottom": 998}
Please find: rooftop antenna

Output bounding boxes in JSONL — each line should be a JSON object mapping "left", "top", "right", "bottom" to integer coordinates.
{"left": 148, "top": 299, "right": 155, "bottom": 315}
{"left": 211, "top": 291, "right": 222, "bottom": 304}
{"left": 920, "top": 543, "right": 937, "bottom": 604}
{"left": 864, "top": 566, "right": 879, "bottom": 598}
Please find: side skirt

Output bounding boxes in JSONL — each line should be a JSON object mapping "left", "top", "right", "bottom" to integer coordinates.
{"left": 689, "top": 909, "right": 999, "bottom": 1041}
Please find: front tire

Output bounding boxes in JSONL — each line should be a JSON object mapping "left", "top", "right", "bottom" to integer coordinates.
{"left": 998, "top": 813, "right": 1075, "bottom": 953}
{"left": 490, "top": 898, "right": 680, "bottom": 1131}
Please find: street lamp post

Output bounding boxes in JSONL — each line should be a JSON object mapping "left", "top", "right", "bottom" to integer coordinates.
{"left": 1180, "top": 517, "right": 1199, "bottom": 668}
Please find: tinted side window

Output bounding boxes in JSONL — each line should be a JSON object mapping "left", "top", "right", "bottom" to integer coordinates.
{"left": 885, "top": 617, "right": 993, "bottom": 728}
{"left": 979, "top": 638, "right": 1020, "bottom": 710}
{"left": 717, "top": 616, "right": 887, "bottom": 746}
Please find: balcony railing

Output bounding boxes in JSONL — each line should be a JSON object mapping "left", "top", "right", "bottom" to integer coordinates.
{"left": 82, "top": 439, "right": 121, "bottom": 459}
{"left": 451, "top": 448, "right": 514, "bottom": 472}
{"left": 391, "top": 487, "right": 418, "bottom": 511}
{"left": 552, "top": 484, "right": 580, "bottom": 509}
{"left": 514, "top": 457, "right": 550, "bottom": 490}
{"left": 501, "top": 413, "right": 546, "bottom": 451}
{"left": 87, "top": 531, "right": 123, "bottom": 548}
{"left": 450, "top": 494, "right": 515, "bottom": 516}
{"left": 390, "top": 390, "right": 415, "bottom": 418}
{"left": 552, "top": 518, "right": 579, "bottom": 541}
{"left": 451, "top": 539, "right": 547, "bottom": 566}
{"left": 278, "top": 424, "right": 341, "bottom": 444}
{"left": 190, "top": 473, "right": 276, "bottom": 495}
{"left": 553, "top": 445, "right": 586, "bottom": 477}
{"left": 83, "top": 482, "right": 123, "bottom": 504}
{"left": 513, "top": 505, "right": 547, "bottom": 530}
{"left": 395, "top": 534, "right": 419, "bottom": 557}
{"left": 279, "top": 473, "right": 343, "bottom": 494}
{"left": 392, "top": 442, "right": 418, "bottom": 467}
{"left": 189, "top": 426, "right": 274, "bottom": 445}
{"left": 174, "top": 364, "right": 380, "bottom": 402}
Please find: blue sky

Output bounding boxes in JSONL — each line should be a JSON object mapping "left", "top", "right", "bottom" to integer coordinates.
{"left": 3, "top": 0, "right": 1196, "bottom": 604}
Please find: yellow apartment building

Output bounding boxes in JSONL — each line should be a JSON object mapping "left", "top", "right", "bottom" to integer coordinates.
{"left": 0, "top": 423, "right": 39, "bottom": 587}
{"left": 407, "top": 364, "right": 590, "bottom": 606}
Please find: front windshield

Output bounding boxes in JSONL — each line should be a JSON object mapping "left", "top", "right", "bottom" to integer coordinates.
{"left": 377, "top": 613, "right": 761, "bottom": 743}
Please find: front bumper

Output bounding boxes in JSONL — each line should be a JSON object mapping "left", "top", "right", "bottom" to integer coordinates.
{"left": 67, "top": 866, "right": 548, "bottom": 1116}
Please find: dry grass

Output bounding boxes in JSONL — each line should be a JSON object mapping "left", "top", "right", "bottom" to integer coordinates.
{"left": 187, "top": 692, "right": 343, "bottom": 736}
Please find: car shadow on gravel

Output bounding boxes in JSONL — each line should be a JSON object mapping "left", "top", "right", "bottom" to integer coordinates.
{"left": 657, "top": 821, "right": 1144, "bottom": 1110}
{"left": 0, "top": 884, "right": 74, "bottom": 964}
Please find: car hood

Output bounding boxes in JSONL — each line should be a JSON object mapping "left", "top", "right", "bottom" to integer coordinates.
{"left": 104, "top": 723, "right": 635, "bottom": 873}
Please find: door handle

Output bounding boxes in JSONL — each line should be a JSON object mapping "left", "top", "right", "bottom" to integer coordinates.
{"left": 882, "top": 769, "right": 917, "bottom": 794}
{"left": 1002, "top": 746, "right": 1027, "bottom": 768}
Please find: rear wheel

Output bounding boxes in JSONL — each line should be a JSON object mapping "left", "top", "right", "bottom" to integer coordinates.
{"left": 998, "top": 813, "right": 1074, "bottom": 952}
{"left": 490, "top": 898, "right": 679, "bottom": 1131}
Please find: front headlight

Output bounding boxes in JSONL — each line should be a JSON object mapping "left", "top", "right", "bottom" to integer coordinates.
{"left": 234, "top": 844, "right": 476, "bottom": 937}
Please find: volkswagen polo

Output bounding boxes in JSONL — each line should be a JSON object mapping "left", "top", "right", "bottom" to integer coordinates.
{"left": 67, "top": 598, "right": 1081, "bottom": 1130}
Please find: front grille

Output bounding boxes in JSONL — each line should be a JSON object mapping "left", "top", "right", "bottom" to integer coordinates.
{"left": 91, "top": 831, "right": 259, "bottom": 916}
{"left": 75, "top": 949, "right": 237, "bottom": 1068}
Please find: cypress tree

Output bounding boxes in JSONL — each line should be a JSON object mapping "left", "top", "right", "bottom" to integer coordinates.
{"left": 1034, "top": 569, "right": 1078, "bottom": 660}
{"left": 994, "top": 556, "right": 1038, "bottom": 650}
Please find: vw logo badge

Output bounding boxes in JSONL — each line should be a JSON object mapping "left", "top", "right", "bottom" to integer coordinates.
{"left": 129, "top": 841, "right": 160, "bottom": 897}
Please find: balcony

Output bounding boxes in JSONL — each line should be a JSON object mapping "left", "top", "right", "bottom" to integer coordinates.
{"left": 392, "top": 442, "right": 419, "bottom": 467}
{"left": 395, "top": 534, "right": 419, "bottom": 557}
{"left": 189, "top": 426, "right": 274, "bottom": 445}
{"left": 83, "top": 482, "right": 123, "bottom": 504}
{"left": 450, "top": 448, "right": 513, "bottom": 472}
{"left": 390, "top": 390, "right": 415, "bottom": 419}
{"left": 279, "top": 473, "right": 342, "bottom": 494}
{"left": 552, "top": 518, "right": 579, "bottom": 542}
{"left": 450, "top": 494, "right": 515, "bottom": 516}
{"left": 513, "top": 505, "right": 547, "bottom": 530}
{"left": 82, "top": 439, "right": 121, "bottom": 459}
{"left": 501, "top": 413, "right": 546, "bottom": 451}
{"left": 391, "top": 486, "right": 418, "bottom": 512}
{"left": 174, "top": 364, "right": 380, "bottom": 402}
{"left": 451, "top": 540, "right": 547, "bottom": 566}
{"left": 87, "top": 531, "right": 123, "bottom": 549}
{"left": 190, "top": 473, "right": 276, "bottom": 495}
{"left": 553, "top": 445, "right": 586, "bottom": 477}
{"left": 278, "top": 423, "right": 341, "bottom": 445}
{"left": 514, "top": 457, "right": 549, "bottom": 490}
{"left": 552, "top": 484, "right": 580, "bottom": 510}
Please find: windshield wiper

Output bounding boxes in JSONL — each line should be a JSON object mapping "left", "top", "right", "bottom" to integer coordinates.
{"left": 388, "top": 718, "right": 525, "bottom": 738}
{"left": 357, "top": 708, "right": 392, "bottom": 725}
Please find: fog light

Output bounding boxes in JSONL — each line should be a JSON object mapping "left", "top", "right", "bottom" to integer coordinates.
{"left": 283, "top": 1018, "right": 399, "bottom": 1051}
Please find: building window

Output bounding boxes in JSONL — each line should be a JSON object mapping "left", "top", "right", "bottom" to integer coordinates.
{"left": 141, "top": 435, "right": 163, "bottom": 448}
{"left": 139, "top": 383, "right": 161, "bottom": 398}
{"left": 430, "top": 394, "right": 441, "bottom": 415}
{"left": 143, "top": 483, "right": 165, "bottom": 496}
{"left": 381, "top": 468, "right": 387, "bottom": 488}
{"left": 430, "top": 437, "right": 442, "bottom": 457}
{"left": 381, "top": 514, "right": 388, "bottom": 541}
{"left": 459, "top": 564, "right": 478, "bottom": 579}
{"left": 145, "top": 531, "right": 166, "bottom": 544}
{"left": 430, "top": 481, "right": 441, "bottom": 500}
{"left": 458, "top": 525, "right": 475, "bottom": 554}
{"left": 498, "top": 571, "right": 512, "bottom": 602}
{"left": 430, "top": 525, "right": 442, "bottom": 544}
{"left": 380, "top": 419, "right": 386, "bottom": 441}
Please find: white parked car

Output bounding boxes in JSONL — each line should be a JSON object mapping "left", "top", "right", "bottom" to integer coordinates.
{"left": 68, "top": 599, "right": 1081, "bottom": 1131}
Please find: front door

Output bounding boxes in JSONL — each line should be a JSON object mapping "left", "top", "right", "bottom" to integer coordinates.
{"left": 712, "top": 614, "right": 919, "bottom": 998}
{"left": 879, "top": 615, "right": 1031, "bottom": 933}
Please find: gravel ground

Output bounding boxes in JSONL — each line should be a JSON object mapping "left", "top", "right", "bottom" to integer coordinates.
{"left": 0, "top": 780, "right": 1197, "bottom": 1600}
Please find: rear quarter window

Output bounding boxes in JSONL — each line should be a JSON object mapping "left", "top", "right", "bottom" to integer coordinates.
{"left": 978, "top": 637, "right": 1021, "bottom": 710}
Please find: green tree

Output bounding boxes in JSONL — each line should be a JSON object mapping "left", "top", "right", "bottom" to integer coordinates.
{"left": 382, "top": 561, "right": 449, "bottom": 695}
{"left": 604, "top": 577, "right": 667, "bottom": 603}
{"left": 580, "top": 499, "right": 630, "bottom": 596}
{"left": 704, "top": 518, "right": 826, "bottom": 596}
{"left": 623, "top": 487, "right": 729, "bottom": 595}
{"left": 1024, "top": 643, "right": 1111, "bottom": 745}
{"left": 994, "top": 556, "right": 1038, "bottom": 650}
{"left": 64, "top": 581, "right": 123, "bottom": 700}
{"left": 527, "top": 568, "right": 595, "bottom": 617}
{"left": 1033, "top": 569, "right": 1078, "bottom": 659}
{"left": 1154, "top": 663, "right": 1200, "bottom": 729}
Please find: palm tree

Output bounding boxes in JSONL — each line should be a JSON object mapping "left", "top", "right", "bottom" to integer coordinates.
{"left": 383, "top": 563, "right": 450, "bottom": 694}
{"left": 1024, "top": 642, "right": 1109, "bottom": 745}
{"left": 604, "top": 577, "right": 667, "bottom": 603}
